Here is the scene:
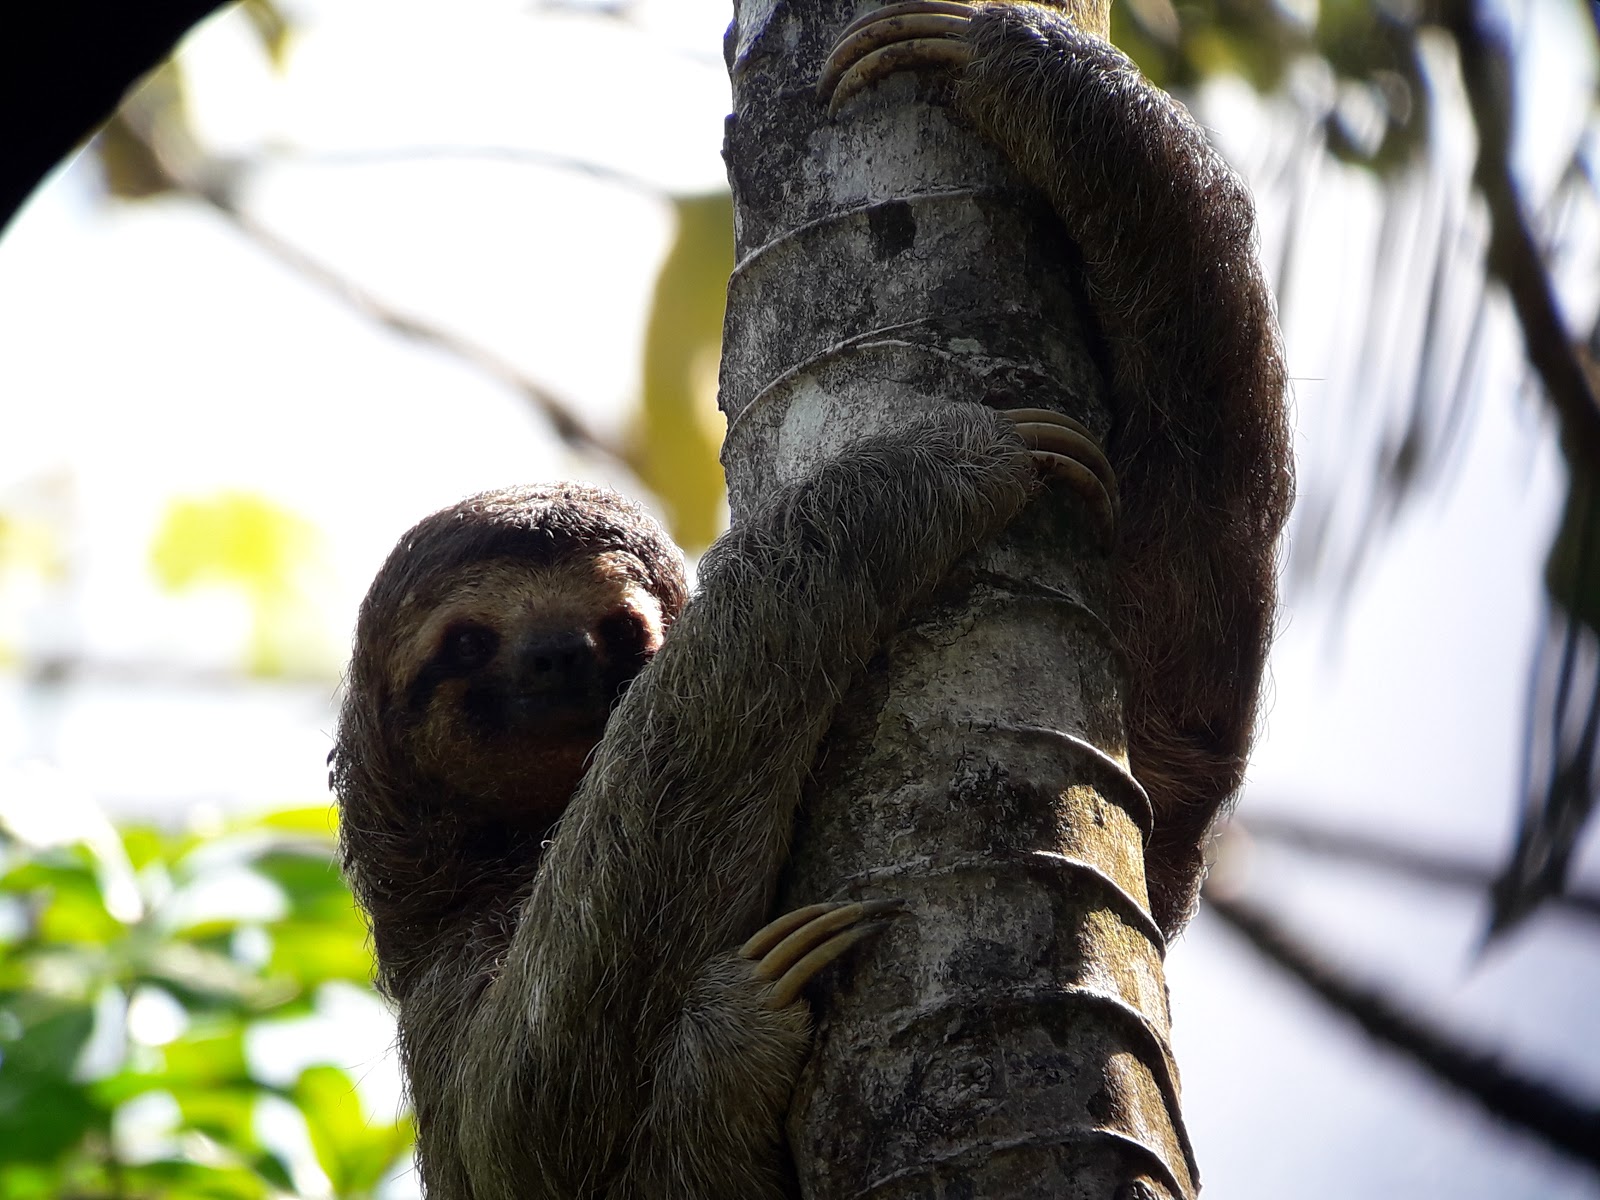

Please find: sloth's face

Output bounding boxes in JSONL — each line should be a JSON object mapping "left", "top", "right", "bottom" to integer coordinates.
{"left": 390, "top": 552, "right": 668, "bottom": 822}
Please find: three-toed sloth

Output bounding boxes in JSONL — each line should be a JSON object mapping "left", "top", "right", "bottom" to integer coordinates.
{"left": 330, "top": 4, "right": 1291, "bottom": 1198}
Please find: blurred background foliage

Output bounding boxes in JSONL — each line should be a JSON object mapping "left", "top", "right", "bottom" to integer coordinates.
{"left": 632, "top": 191, "right": 734, "bottom": 552}
{"left": 0, "top": 0, "right": 1596, "bottom": 1194}
{"left": 0, "top": 803, "right": 407, "bottom": 1199}
{"left": 150, "top": 494, "right": 332, "bottom": 679}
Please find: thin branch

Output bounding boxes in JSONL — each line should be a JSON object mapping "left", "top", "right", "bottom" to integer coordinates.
{"left": 118, "top": 112, "right": 633, "bottom": 469}
{"left": 211, "top": 191, "right": 630, "bottom": 464}
{"left": 268, "top": 144, "right": 668, "bottom": 198}
{"left": 1234, "top": 813, "right": 1600, "bottom": 923}
{"left": 19, "top": 656, "right": 334, "bottom": 689}
{"left": 1205, "top": 887, "right": 1600, "bottom": 1172}
{"left": 1446, "top": 0, "right": 1600, "bottom": 465}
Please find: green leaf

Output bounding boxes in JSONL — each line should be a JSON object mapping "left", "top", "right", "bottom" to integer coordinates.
{"left": 0, "top": 995, "right": 97, "bottom": 1074}
{"left": 117, "top": 1157, "right": 273, "bottom": 1200}
{"left": 249, "top": 1148, "right": 297, "bottom": 1192}
{"left": 295, "top": 1065, "right": 413, "bottom": 1197}
{"left": 138, "top": 941, "right": 296, "bottom": 1014}
{"left": 0, "top": 807, "right": 392, "bottom": 1187}
{"left": 122, "top": 825, "right": 192, "bottom": 873}
{"left": 252, "top": 850, "right": 348, "bottom": 921}
{"left": 172, "top": 1085, "right": 263, "bottom": 1152}
{"left": 0, "top": 997, "right": 106, "bottom": 1162}
{"left": 158, "top": 1026, "right": 253, "bottom": 1089}
{"left": 3, "top": 850, "right": 123, "bottom": 947}
{"left": 267, "top": 919, "right": 374, "bottom": 989}
{"left": 0, "top": 1163, "right": 64, "bottom": 1200}
{"left": 633, "top": 192, "right": 735, "bottom": 553}
{"left": 255, "top": 806, "right": 339, "bottom": 838}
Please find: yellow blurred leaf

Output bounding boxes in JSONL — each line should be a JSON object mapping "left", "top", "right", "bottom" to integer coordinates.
{"left": 239, "top": 0, "right": 295, "bottom": 70}
{"left": 633, "top": 192, "right": 734, "bottom": 553}
{"left": 0, "top": 513, "right": 64, "bottom": 580}
{"left": 151, "top": 492, "right": 314, "bottom": 596}
{"left": 149, "top": 492, "right": 332, "bottom": 677}
{"left": 95, "top": 114, "right": 178, "bottom": 202}
{"left": 93, "top": 64, "right": 190, "bottom": 202}
{"left": 253, "top": 807, "right": 339, "bottom": 837}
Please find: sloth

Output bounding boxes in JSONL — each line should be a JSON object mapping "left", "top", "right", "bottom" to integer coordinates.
{"left": 331, "top": 2, "right": 1291, "bottom": 1196}
{"left": 332, "top": 407, "right": 1106, "bottom": 1199}
{"left": 817, "top": 0, "right": 1293, "bottom": 933}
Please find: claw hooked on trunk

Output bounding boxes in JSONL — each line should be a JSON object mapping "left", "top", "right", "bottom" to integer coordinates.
{"left": 1001, "top": 406, "right": 1120, "bottom": 546}
{"left": 817, "top": 0, "right": 978, "bottom": 113}
{"left": 741, "top": 898, "right": 907, "bottom": 1010}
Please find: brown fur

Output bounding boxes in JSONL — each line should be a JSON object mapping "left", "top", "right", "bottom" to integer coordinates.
{"left": 955, "top": 3, "right": 1294, "bottom": 931}
{"left": 331, "top": 412, "right": 1041, "bottom": 1199}
{"left": 331, "top": 8, "right": 1293, "bottom": 1192}
{"left": 333, "top": 483, "right": 687, "bottom": 1005}
{"left": 392, "top": 554, "right": 668, "bottom": 817}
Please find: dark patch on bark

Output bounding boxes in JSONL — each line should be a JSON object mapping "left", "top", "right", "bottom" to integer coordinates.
{"left": 868, "top": 199, "right": 919, "bottom": 260}
{"left": 1086, "top": 1087, "right": 1116, "bottom": 1124}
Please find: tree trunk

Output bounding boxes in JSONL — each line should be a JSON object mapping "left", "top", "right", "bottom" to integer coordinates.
{"left": 718, "top": 2, "right": 1196, "bottom": 1198}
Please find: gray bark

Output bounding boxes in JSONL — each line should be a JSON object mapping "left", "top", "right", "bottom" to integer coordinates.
{"left": 718, "top": 1, "right": 1196, "bottom": 1197}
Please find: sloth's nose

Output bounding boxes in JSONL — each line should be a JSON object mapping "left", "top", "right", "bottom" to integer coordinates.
{"left": 513, "top": 629, "right": 599, "bottom": 694}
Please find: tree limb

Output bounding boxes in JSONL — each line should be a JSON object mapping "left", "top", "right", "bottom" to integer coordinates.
{"left": 1206, "top": 886, "right": 1600, "bottom": 1172}
{"left": 1446, "top": 0, "right": 1600, "bottom": 463}
{"left": 1235, "top": 813, "right": 1600, "bottom": 924}
{"left": 115, "top": 105, "right": 633, "bottom": 469}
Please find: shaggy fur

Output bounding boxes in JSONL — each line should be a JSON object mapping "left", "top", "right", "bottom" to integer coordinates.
{"left": 956, "top": 3, "right": 1294, "bottom": 931}
{"left": 331, "top": 5, "right": 1294, "bottom": 1191}
{"left": 331, "top": 409, "right": 1039, "bottom": 1199}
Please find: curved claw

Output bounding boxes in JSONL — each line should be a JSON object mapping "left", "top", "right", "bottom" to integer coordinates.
{"left": 838, "top": 0, "right": 979, "bottom": 41}
{"left": 818, "top": 1, "right": 978, "bottom": 113}
{"left": 1000, "top": 407, "right": 1120, "bottom": 545}
{"left": 741, "top": 898, "right": 906, "bottom": 1010}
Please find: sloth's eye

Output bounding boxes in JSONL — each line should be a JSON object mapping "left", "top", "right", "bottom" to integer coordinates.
{"left": 442, "top": 624, "right": 498, "bottom": 671}
{"left": 597, "top": 611, "right": 649, "bottom": 659}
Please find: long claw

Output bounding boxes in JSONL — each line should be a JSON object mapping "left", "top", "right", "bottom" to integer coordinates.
{"left": 838, "top": 0, "right": 978, "bottom": 41}
{"left": 740, "top": 899, "right": 906, "bottom": 1010}
{"left": 766, "top": 922, "right": 892, "bottom": 1009}
{"left": 739, "top": 901, "right": 843, "bottom": 960}
{"left": 1000, "top": 407, "right": 1120, "bottom": 544}
{"left": 818, "top": 2, "right": 977, "bottom": 113}
{"left": 1004, "top": 408, "right": 1117, "bottom": 500}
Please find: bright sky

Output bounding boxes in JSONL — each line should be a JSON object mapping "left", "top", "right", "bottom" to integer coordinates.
{"left": 1, "top": 0, "right": 1597, "bottom": 1196}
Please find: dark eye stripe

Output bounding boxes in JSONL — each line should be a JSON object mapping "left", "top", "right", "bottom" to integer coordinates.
{"left": 405, "top": 660, "right": 452, "bottom": 715}
{"left": 405, "top": 622, "right": 500, "bottom": 713}
{"left": 597, "top": 610, "right": 657, "bottom": 702}
{"left": 443, "top": 624, "right": 499, "bottom": 670}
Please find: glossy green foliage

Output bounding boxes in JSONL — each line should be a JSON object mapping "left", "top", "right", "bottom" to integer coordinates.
{"left": 0, "top": 805, "right": 410, "bottom": 1199}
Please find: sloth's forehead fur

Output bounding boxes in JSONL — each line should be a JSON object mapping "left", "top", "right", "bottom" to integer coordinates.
{"left": 369, "top": 484, "right": 683, "bottom": 604}
{"left": 383, "top": 553, "right": 666, "bottom": 694}
{"left": 353, "top": 483, "right": 689, "bottom": 688}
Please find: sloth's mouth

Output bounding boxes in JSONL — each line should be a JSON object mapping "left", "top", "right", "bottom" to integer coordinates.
{"left": 506, "top": 690, "right": 609, "bottom": 735}
{"left": 459, "top": 679, "right": 607, "bottom": 740}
